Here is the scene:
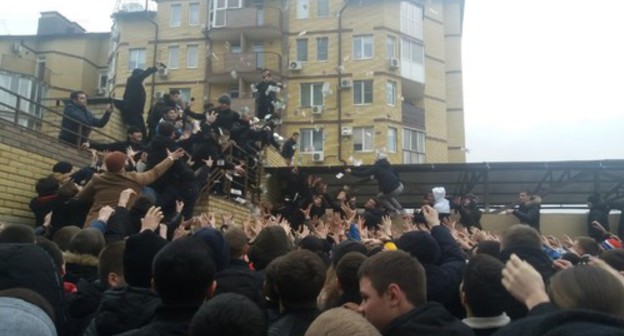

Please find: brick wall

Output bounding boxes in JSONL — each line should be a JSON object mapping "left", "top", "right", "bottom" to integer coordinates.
{"left": 194, "top": 194, "right": 253, "bottom": 229}
{"left": 0, "top": 119, "right": 91, "bottom": 225}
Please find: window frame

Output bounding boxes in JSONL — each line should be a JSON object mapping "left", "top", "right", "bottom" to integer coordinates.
{"left": 128, "top": 48, "right": 146, "bottom": 70}
{"left": 400, "top": 1, "right": 424, "bottom": 40}
{"left": 353, "top": 80, "right": 374, "bottom": 105}
{"left": 296, "top": 38, "right": 309, "bottom": 62}
{"left": 387, "top": 127, "right": 397, "bottom": 153}
{"left": 186, "top": 44, "right": 199, "bottom": 69}
{"left": 386, "top": 80, "right": 397, "bottom": 106}
{"left": 387, "top": 35, "right": 397, "bottom": 59}
{"left": 316, "top": 37, "right": 328, "bottom": 62}
{"left": 300, "top": 128, "right": 324, "bottom": 153}
{"left": 170, "top": 3, "right": 182, "bottom": 27}
{"left": 353, "top": 35, "right": 374, "bottom": 60}
{"left": 188, "top": 2, "right": 200, "bottom": 26}
{"left": 167, "top": 45, "right": 180, "bottom": 69}
{"left": 353, "top": 126, "right": 374, "bottom": 152}
{"left": 317, "top": 0, "right": 330, "bottom": 17}
{"left": 296, "top": 0, "right": 309, "bottom": 19}
{"left": 402, "top": 128, "right": 426, "bottom": 164}
{"left": 300, "top": 83, "right": 324, "bottom": 107}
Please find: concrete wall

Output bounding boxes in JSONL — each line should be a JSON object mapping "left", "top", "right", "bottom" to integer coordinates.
{"left": 480, "top": 213, "right": 622, "bottom": 238}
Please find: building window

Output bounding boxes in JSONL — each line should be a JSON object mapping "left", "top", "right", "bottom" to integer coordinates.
{"left": 168, "top": 46, "right": 179, "bottom": 69}
{"left": 402, "top": 39, "right": 424, "bottom": 64}
{"left": 179, "top": 88, "right": 191, "bottom": 103}
{"left": 353, "top": 35, "right": 373, "bottom": 60}
{"left": 317, "top": 0, "right": 329, "bottom": 17}
{"left": 386, "top": 81, "right": 396, "bottom": 106}
{"left": 187, "top": 45, "right": 199, "bottom": 68}
{"left": 98, "top": 72, "right": 108, "bottom": 89}
{"left": 229, "top": 86, "right": 240, "bottom": 99}
{"left": 387, "top": 127, "right": 397, "bottom": 153}
{"left": 403, "top": 128, "right": 425, "bottom": 164}
{"left": 170, "top": 4, "right": 182, "bottom": 27}
{"left": 128, "top": 48, "right": 146, "bottom": 70}
{"left": 400, "top": 1, "right": 423, "bottom": 39}
{"left": 387, "top": 35, "right": 396, "bottom": 58}
{"left": 316, "top": 37, "right": 328, "bottom": 61}
{"left": 300, "top": 83, "right": 323, "bottom": 107}
{"left": 296, "top": 39, "right": 308, "bottom": 62}
{"left": 353, "top": 127, "right": 374, "bottom": 152}
{"left": 189, "top": 3, "right": 200, "bottom": 26}
{"left": 300, "top": 128, "right": 323, "bottom": 153}
{"left": 297, "top": 0, "right": 309, "bottom": 19}
{"left": 354, "top": 80, "right": 373, "bottom": 105}
{"left": 212, "top": 0, "right": 242, "bottom": 27}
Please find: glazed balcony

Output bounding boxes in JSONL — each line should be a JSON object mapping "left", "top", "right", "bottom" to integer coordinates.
{"left": 205, "top": 6, "right": 283, "bottom": 41}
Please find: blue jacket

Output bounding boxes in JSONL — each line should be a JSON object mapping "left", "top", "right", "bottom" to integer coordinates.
{"left": 59, "top": 101, "right": 111, "bottom": 145}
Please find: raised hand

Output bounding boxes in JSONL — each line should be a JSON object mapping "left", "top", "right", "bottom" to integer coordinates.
{"left": 141, "top": 206, "right": 164, "bottom": 232}
{"left": 501, "top": 254, "right": 549, "bottom": 310}
{"left": 166, "top": 148, "right": 185, "bottom": 161}
{"left": 118, "top": 188, "right": 136, "bottom": 208}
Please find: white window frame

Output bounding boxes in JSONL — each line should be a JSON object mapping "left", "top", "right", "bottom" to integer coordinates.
{"left": 387, "top": 35, "right": 396, "bottom": 59}
{"left": 179, "top": 88, "right": 192, "bottom": 103}
{"left": 300, "top": 128, "right": 324, "bottom": 153}
{"left": 98, "top": 72, "right": 108, "bottom": 89}
{"left": 128, "top": 48, "right": 146, "bottom": 70}
{"left": 300, "top": 83, "right": 323, "bottom": 107}
{"left": 296, "top": 39, "right": 308, "bottom": 62}
{"left": 188, "top": 2, "right": 200, "bottom": 26}
{"left": 400, "top": 1, "right": 424, "bottom": 40}
{"left": 170, "top": 3, "right": 182, "bottom": 27}
{"left": 353, "top": 35, "right": 374, "bottom": 60}
{"left": 386, "top": 80, "right": 397, "bottom": 106}
{"left": 186, "top": 44, "right": 199, "bottom": 68}
{"left": 297, "top": 0, "right": 309, "bottom": 19}
{"left": 403, "top": 128, "right": 426, "bottom": 164}
{"left": 353, "top": 80, "right": 373, "bottom": 105}
{"left": 317, "top": 0, "right": 330, "bottom": 17}
{"left": 316, "top": 37, "right": 328, "bottom": 62}
{"left": 168, "top": 45, "right": 180, "bottom": 69}
{"left": 353, "top": 127, "right": 374, "bottom": 152}
{"left": 387, "top": 127, "right": 397, "bottom": 153}
{"left": 211, "top": 0, "right": 242, "bottom": 28}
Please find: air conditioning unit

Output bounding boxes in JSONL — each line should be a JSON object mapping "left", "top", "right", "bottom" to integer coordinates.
{"left": 312, "top": 152, "right": 324, "bottom": 162}
{"left": 340, "top": 78, "right": 352, "bottom": 89}
{"left": 11, "top": 42, "right": 24, "bottom": 56}
{"left": 95, "top": 87, "right": 107, "bottom": 96}
{"left": 158, "top": 67, "right": 169, "bottom": 78}
{"left": 288, "top": 60, "right": 303, "bottom": 71}
{"left": 311, "top": 105, "right": 324, "bottom": 114}
{"left": 341, "top": 126, "right": 353, "bottom": 137}
{"left": 389, "top": 57, "right": 400, "bottom": 70}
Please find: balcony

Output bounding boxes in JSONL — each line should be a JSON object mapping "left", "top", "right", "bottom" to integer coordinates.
{"left": 1, "top": 54, "right": 51, "bottom": 84}
{"left": 401, "top": 102, "right": 425, "bottom": 130}
{"left": 207, "top": 52, "right": 283, "bottom": 84}
{"left": 205, "top": 6, "right": 283, "bottom": 41}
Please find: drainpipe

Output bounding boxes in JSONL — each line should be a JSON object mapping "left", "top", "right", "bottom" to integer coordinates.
{"left": 147, "top": 11, "right": 159, "bottom": 108}
{"left": 336, "top": 1, "right": 350, "bottom": 165}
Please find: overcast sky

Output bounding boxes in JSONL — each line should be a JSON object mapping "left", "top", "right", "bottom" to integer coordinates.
{"left": 1, "top": 0, "right": 623, "bottom": 163}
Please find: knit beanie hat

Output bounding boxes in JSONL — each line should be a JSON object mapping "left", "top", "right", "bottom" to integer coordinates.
{"left": 332, "top": 240, "right": 367, "bottom": 267}
{"left": 248, "top": 226, "right": 292, "bottom": 271}
{"left": 194, "top": 228, "right": 231, "bottom": 272}
{"left": 123, "top": 231, "right": 168, "bottom": 288}
{"left": 396, "top": 231, "right": 440, "bottom": 264}
{"left": 104, "top": 152, "right": 127, "bottom": 173}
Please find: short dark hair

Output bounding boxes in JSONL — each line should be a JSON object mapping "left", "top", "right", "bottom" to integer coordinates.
{"left": 336, "top": 252, "right": 367, "bottom": 302}
{"left": 474, "top": 240, "right": 501, "bottom": 259}
{"left": 98, "top": 241, "right": 125, "bottom": 285}
{"left": 70, "top": 91, "right": 85, "bottom": 101}
{"left": 152, "top": 236, "right": 216, "bottom": 305}
{"left": 127, "top": 126, "right": 142, "bottom": 135}
{"left": 157, "top": 121, "right": 176, "bottom": 137}
{"left": 224, "top": 227, "right": 248, "bottom": 259}
{"left": 35, "top": 237, "right": 64, "bottom": 276}
{"left": 273, "top": 250, "right": 325, "bottom": 309}
{"left": 358, "top": 250, "right": 426, "bottom": 306}
{"left": 600, "top": 249, "right": 624, "bottom": 271}
{"left": 189, "top": 293, "right": 266, "bottom": 336}
{"left": 0, "top": 224, "right": 35, "bottom": 244}
{"left": 68, "top": 228, "right": 105, "bottom": 257}
{"left": 501, "top": 224, "right": 541, "bottom": 250}
{"left": 462, "top": 254, "right": 506, "bottom": 317}
{"left": 575, "top": 236, "right": 600, "bottom": 256}
{"left": 35, "top": 177, "right": 59, "bottom": 196}
{"left": 292, "top": 132, "right": 299, "bottom": 137}
{"left": 52, "top": 226, "right": 81, "bottom": 251}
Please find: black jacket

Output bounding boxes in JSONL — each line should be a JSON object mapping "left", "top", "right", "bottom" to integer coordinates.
{"left": 89, "top": 139, "right": 145, "bottom": 153}
{"left": 350, "top": 158, "right": 401, "bottom": 194}
{"left": 267, "top": 307, "right": 320, "bottom": 336}
{"left": 492, "top": 309, "right": 624, "bottom": 336}
{"left": 215, "top": 259, "right": 266, "bottom": 310}
{"left": 116, "top": 303, "right": 200, "bottom": 336}
{"left": 145, "top": 134, "right": 195, "bottom": 192}
{"left": 0, "top": 243, "right": 70, "bottom": 336}
{"left": 458, "top": 201, "right": 482, "bottom": 229}
{"left": 383, "top": 302, "right": 475, "bottom": 336}
{"left": 512, "top": 196, "right": 541, "bottom": 232}
{"left": 59, "top": 101, "right": 111, "bottom": 146}
{"left": 281, "top": 138, "right": 297, "bottom": 159}
{"left": 210, "top": 107, "right": 240, "bottom": 132}
{"left": 83, "top": 286, "right": 161, "bottom": 336}
{"left": 67, "top": 279, "right": 108, "bottom": 335}
{"left": 587, "top": 202, "right": 610, "bottom": 241}
{"left": 122, "top": 67, "right": 157, "bottom": 116}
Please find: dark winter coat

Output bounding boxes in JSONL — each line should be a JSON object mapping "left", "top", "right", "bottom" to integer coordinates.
{"left": 83, "top": 286, "right": 161, "bottom": 336}
{"left": 587, "top": 202, "right": 610, "bottom": 241}
{"left": 350, "top": 158, "right": 401, "bottom": 194}
{"left": 281, "top": 138, "right": 297, "bottom": 160}
{"left": 215, "top": 259, "right": 266, "bottom": 310}
{"left": 210, "top": 107, "right": 240, "bottom": 133}
{"left": 67, "top": 279, "right": 108, "bottom": 335}
{"left": 492, "top": 309, "right": 624, "bottom": 336}
{"left": 267, "top": 307, "right": 320, "bottom": 336}
{"left": 122, "top": 67, "right": 157, "bottom": 117}
{"left": 59, "top": 101, "right": 112, "bottom": 146}
{"left": 116, "top": 303, "right": 200, "bottom": 336}
{"left": 458, "top": 200, "right": 482, "bottom": 229}
{"left": 63, "top": 252, "right": 99, "bottom": 285}
{"left": 88, "top": 139, "right": 145, "bottom": 153}
{"left": 512, "top": 196, "right": 541, "bottom": 232}
{"left": 382, "top": 302, "right": 475, "bottom": 336}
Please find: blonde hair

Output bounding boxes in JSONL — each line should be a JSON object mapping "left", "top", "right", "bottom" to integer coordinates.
{"left": 305, "top": 307, "right": 381, "bottom": 336}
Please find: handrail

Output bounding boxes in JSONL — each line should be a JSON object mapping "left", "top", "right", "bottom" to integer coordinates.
{"left": 0, "top": 86, "right": 121, "bottom": 147}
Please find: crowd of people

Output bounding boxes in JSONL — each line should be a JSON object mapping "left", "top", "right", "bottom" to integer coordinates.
{"left": 0, "top": 65, "right": 623, "bottom": 336}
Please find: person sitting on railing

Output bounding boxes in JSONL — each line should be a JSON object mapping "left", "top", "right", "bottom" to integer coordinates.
{"left": 155, "top": 106, "right": 184, "bottom": 140}
{"left": 81, "top": 125, "right": 145, "bottom": 153}
{"left": 59, "top": 91, "right": 113, "bottom": 146}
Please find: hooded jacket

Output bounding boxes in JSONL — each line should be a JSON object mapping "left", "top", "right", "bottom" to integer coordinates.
{"left": 513, "top": 196, "right": 542, "bottom": 231}
{"left": 350, "top": 158, "right": 401, "bottom": 194}
{"left": 383, "top": 302, "right": 475, "bottom": 336}
{"left": 433, "top": 187, "right": 451, "bottom": 215}
{"left": 59, "top": 101, "right": 112, "bottom": 146}
{"left": 63, "top": 251, "right": 99, "bottom": 284}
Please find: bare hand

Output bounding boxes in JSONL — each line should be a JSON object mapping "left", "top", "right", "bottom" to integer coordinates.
{"left": 97, "top": 205, "right": 115, "bottom": 223}
{"left": 175, "top": 200, "right": 184, "bottom": 213}
{"left": 166, "top": 148, "right": 185, "bottom": 161}
{"left": 501, "top": 254, "right": 550, "bottom": 310}
{"left": 141, "top": 206, "right": 164, "bottom": 232}
{"left": 118, "top": 188, "right": 136, "bottom": 208}
{"left": 421, "top": 205, "right": 440, "bottom": 227}
{"left": 203, "top": 156, "right": 214, "bottom": 168}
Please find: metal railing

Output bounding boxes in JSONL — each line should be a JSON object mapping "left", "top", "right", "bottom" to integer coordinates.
{"left": 0, "top": 86, "right": 120, "bottom": 147}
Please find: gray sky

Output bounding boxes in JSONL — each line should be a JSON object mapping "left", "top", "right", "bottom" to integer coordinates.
{"left": 1, "top": 0, "right": 623, "bottom": 163}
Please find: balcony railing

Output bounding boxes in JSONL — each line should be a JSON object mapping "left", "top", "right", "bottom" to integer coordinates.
{"left": 208, "top": 52, "right": 282, "bottom": 83}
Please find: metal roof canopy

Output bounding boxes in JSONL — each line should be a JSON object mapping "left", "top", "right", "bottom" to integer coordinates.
{"left": 267, "top": 160, "right": 624, "bottom": 210}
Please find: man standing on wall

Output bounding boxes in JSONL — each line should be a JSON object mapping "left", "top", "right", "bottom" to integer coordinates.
{"left": 505, "top": 190, "right": 542, "bottom": 232}
{"left": 254, "top": 69, "right": 283, "bottom": 121}
{"left": 59, "top": 91, "right": 112, "bottom": 146}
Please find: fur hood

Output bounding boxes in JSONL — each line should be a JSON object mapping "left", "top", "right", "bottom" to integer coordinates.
{"left": 524, "top": 195, "right": 542, "bottom": 207}
{"left": 63, "top": 251, "right": 99, "bottom": 267}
